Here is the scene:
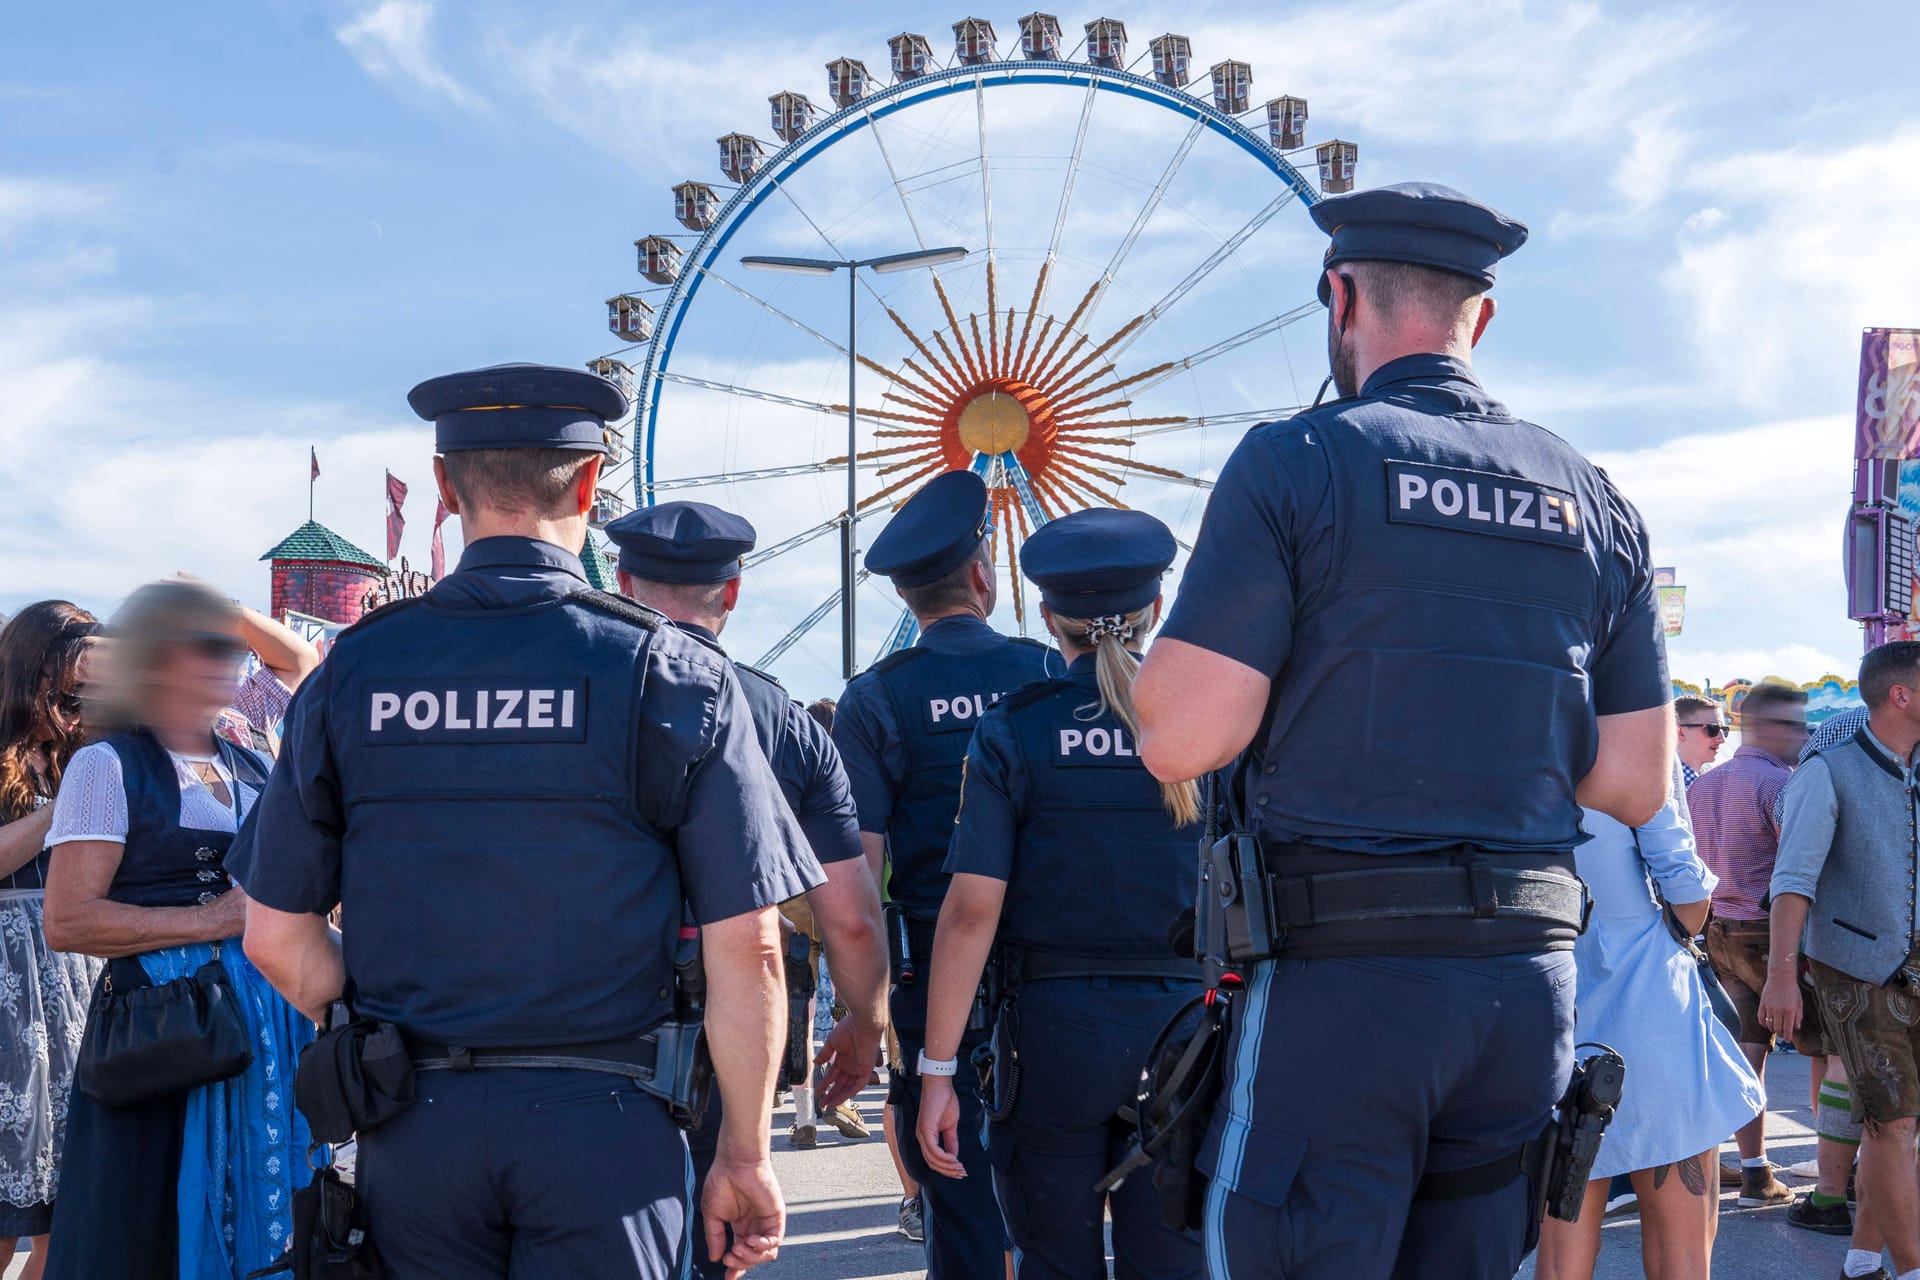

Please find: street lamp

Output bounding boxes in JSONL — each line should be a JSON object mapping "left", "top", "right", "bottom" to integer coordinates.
{"left": 740, "top": 245, "right": 970, "bottom": 680}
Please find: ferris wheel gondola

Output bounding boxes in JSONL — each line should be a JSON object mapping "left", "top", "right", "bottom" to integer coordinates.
{"left": 590, "top": 12, "right": 1360, "bottom": 688}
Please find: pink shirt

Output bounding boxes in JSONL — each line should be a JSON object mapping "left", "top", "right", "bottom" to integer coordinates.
{"left": 1686, "top": 745, "right": 1793, "bottom": 921}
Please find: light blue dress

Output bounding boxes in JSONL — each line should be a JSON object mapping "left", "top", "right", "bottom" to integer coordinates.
{"left": 1574, "top": 783, "right": 1764, "bottom": 1179}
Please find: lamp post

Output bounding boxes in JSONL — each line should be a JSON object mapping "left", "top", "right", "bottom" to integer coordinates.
{"left": 740, "top": 245, "right": 970, "bottom": 680}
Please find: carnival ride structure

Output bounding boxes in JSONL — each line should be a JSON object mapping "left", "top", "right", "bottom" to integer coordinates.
{"left": 590, "top": 14, "right": 1364, "bottom": 686}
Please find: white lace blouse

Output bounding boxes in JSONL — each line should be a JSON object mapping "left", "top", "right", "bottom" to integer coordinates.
{"left": 49, "top": 741, "right": 263, "bottom": 845}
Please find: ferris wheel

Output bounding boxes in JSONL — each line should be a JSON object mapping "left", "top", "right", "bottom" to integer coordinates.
{"left": 589, "top": 14, "right": 1361, "bottom": 689}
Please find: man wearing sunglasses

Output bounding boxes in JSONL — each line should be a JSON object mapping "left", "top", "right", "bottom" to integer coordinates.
{"left": 1674, "top": 694, "right": 1730, "bottom": 789}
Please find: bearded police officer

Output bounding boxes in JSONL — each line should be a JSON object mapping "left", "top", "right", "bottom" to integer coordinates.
{"left": 1133, "top": 185, "right": 1674, "bottom": 1279}
{"left": 832, "top": 469, "right": 1054, "bottom": 1280}
{"left": 605, "top": 500, "right": 889, "bottom": 1280}
{"left": 230, "top": 364, "right": 821, "bottom": 1279}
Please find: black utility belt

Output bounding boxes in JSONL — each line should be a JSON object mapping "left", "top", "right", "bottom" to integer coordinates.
{"left": 1001, "top": 948, "right": 1201, "bottom": 985}
{"left": 1203, "top": 835, "right": 1588, "bottom": 965}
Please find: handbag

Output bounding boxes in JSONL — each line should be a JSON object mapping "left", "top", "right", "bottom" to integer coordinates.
{"left": 77, "top": 944, "right": 255, "bottom": 1108}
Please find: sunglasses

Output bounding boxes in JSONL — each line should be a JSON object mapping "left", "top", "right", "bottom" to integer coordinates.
{"left": 1679, "top": 723, "right": 1728, "bottom": 738}
{"left": 1750, "top": 717, "right": 1808, "bottom": 732}
{"left": 178, "top": 632, "right": 249, "bottom": 664}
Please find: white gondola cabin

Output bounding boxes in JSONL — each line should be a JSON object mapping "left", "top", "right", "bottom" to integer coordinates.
{"left": 673, "top": 181, "right": 717, "bottom": 231}
{"left": 1267, "top": 96, "right": 1308, "bottom": 149}
{"left": 719, "top": 133, "right": 766, "bottom": 184}
{"left": 889, "top": 32, "right": 933, "bottom": 81}
{"left": 586, "top": 357, "right": 635, "bottom": 402}
{"left": 826, "top": 57, "right": 870, "bottom": 107}
{"left": 589, "top": 488, "right": 632, "bottom": 527}
{"left": 635, "top": 236, "right": 683, "bottom": 285}
{"left": 1211, "top": 60, "right": 1252, "bottom": 115}
{"left": 954, "top": 18, "right": 997, "bottom": 65}
{"left": 1019, "top": 12, "right": 1062, "bottom": 60}
{"left": 769, "top": 91, "right": 817, "bottom": 142}
{"left": 1085, "top": 18, "right": 1127, "bottom": 69}
{"left": 1316, "top": 139, "right": 1358, "bottom": 194}
{"left": 1149, "top": 34, "right": 1191, "bottom": 87}
{"left": 606, "top": 294, "right": 655, "bottom": 343}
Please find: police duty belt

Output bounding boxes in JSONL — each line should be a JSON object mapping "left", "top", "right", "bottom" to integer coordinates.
{"left": 1264, "top": 861, "right": 1588, "bottom": 931}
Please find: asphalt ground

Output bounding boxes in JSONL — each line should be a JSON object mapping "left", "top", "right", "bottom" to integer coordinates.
{"left": 1, "top": 1049, "right": 1867, "bottom": 1279}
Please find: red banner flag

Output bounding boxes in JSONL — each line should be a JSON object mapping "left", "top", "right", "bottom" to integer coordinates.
{"left": 310, "top": 446, "right": 320, "bottom": 481}
{"left": 430, "top": 499, "right": 450, "bottom": 580}
{"left": 385, "top": 471, "right": 408, "bottom": 561}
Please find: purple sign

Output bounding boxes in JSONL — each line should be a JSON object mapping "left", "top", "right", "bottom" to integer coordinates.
{"left": 1857, "top": 328, "right": 1920, "bottom": 461}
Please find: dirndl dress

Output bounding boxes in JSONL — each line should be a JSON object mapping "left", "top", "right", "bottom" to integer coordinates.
{"left": 1573, "top": 787, "right": 1764, "bottom": 1180}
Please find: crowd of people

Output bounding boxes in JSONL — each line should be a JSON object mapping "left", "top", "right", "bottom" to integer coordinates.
{"left": 5, "top": 175, "right": 1918, "bottom": 1280}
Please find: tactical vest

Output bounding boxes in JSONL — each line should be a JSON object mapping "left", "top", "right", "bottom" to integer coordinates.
{"left": 323, "top": 592, "right": 709, "bottom": 1046}
{"left": 1248, "top": 406, "right": 1624, "bottom": 854}
{"left": 873, "top": 636, "right": 1051, "bottom": 918}
{"left": 991, "top": 675, "right": 1200, "bottom": 955}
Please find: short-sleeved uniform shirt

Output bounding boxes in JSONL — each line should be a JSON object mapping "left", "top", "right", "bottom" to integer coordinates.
{"left": 1163, "top": 354, "right": 1669, "bottom": 854}
{"left": 228, "top": 536, "right": 822, "bottom": 1045}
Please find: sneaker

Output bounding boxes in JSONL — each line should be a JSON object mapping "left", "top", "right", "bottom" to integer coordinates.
{"left": 1840, "top": 1266, "right": 1892, "bottom": 1279}
{"left": 1738, "top": 1165, "right": 1795, "bottom": 1207}
{"left": 789, "top": 1122, "right": 817, "bottom": 1151}
{"left": 1788, "top": 1195, "right": 1853, "bottom": 1234}
{"left": 1720, "top": 1156, "right": 1745, "bottom": 1187}
{"left": 898, "top": 1194, "right": 925, "bottom": 1243}
{"left": 1786, "top": 1157, "right": 1823, "bottom": 1179}
{"left": 827, "top": 1101, "right": 871, "bottom": 1140}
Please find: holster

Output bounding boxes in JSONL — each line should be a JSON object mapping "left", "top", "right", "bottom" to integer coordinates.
{"left": 884, "top": 903, "right": 917, "bottom": 985}
{"left": 1097, "top": 992, "right": 1230, "bottom": 1232}
{"left": 779, "top": 930, "right": 816, "bottom": 1089}
{"left": 244, "top": 1161, "right": 384, "bottom": 1279}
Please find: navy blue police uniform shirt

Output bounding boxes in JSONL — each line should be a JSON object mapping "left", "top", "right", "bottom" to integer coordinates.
{"left": 945, "top": 653, "right": 1199, "bottom": 954}
{"left": 831, "top": 614, "right": 1054, "bottom": 917}
{"left": 1162, "top": 354, "right": 1669, "bottom": 855}
{"left": 227, "top": 535, "right": 824, "bottom": 1046}
{"left": 673, "top": 621, "right": 863, "bottom": 868}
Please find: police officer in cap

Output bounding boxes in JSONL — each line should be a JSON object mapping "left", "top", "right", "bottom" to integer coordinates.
{"left": 605, "top": 500, "right": 889, "bottom": 1280}
{"left": 916, "top": 507, "right": 1207, "bottom": 1280}
{"left": 231, "top": 363, "right": 822, "bottom": 1278}
{"left": 833, "top": 469, "right": 1054, "bottom": 1280}
{"left": 1133, "top": 185, "right": 1674, "bottom": 1278}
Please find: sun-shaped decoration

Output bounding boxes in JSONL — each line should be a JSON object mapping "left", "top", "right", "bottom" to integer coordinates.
{"left": 828, "top": 260, "right": 1198, "bottom": 624}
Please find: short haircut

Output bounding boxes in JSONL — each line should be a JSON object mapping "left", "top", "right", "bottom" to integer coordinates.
{"left": 1738, "top": 681, "right": 1808, "bottom": 723}
{"left": 1860, "top": 641, "right": 1920, "bottom": 709}
{"left": 625, "top": 576, "right": 730, "bottom": 619}
{"left": 896, "top": 540, "right": 990, "bottom": 618}
{"left": 805, "top": 698, "right": 835, "bottom": 732}
{"left": 440, "top": 448, "right": 595, "bottom": 516}
{"left": 1673, "top": 695, "right": 1721, "bottom": 720}
{"left": 1349, "top": 260, "right": 1485, "bottom": 328}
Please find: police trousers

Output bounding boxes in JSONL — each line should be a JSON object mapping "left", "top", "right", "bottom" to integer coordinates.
{"left": 357, "top": 1067, "right": 693, "bottom": 1280}
{"left": 892, "top": 976, "right": 1009, "bottom": 1280}
{"left": 990, "top": 978, "right": 1205, "bottom": 1280}
{"left": 1200, "top": 952, "right": 1575, "bottom": 1280}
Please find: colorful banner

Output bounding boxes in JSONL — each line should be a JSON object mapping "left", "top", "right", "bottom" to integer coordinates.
{"left": 1857, "top": 328, "right": 1920, "bottom": 461}
{"left": 1657, "top": 585, "right": 1686, "bottom": 636}
{"left": 1671, "top": 675, "right": 1863, "bottom": 726}
{"left": 1653, "top": 566, "right": 1677, "bottom": 588}
{"left": 385, "top": 470, "right": 408, "bottom": 561}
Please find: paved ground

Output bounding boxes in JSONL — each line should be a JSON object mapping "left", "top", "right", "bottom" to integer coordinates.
{"left": 0, "top": 1049, "right": 1868, "bottom": 1278}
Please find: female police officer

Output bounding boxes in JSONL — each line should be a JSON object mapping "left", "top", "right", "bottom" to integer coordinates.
{"left": 916, "top": 507, "right": 1206, "bottom": 1280}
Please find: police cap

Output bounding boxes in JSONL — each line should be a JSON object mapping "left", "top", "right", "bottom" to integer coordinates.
{"left": 604, "top": 501, "right": 756, "bottom": 584}
{"left": 1311, "top": 182, "right": 1528, "bottom": 306}
{"left": 1021, "top": 507, "right": 1175, "bottom": 617}
{"left": 866, "top": 470, "right": 992, "bottom": 588}
{"left": 408, "top": 362, "right": 627, "bottom": 454}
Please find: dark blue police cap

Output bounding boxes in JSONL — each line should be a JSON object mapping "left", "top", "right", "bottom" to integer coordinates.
{"left": 1021, "top": 507, "right": 1176, "bottom": 617}
{"left": 408, "top": 362, "right": 627, "bottom": 454}
{"left": 1311, "top": 182, "right": 1528, "bottom": 306}
{"left": 604, "top": 501, "right": 756, "bottom": 584}
{"left": 866, "top": 470, "right": 991, "bottom": 588}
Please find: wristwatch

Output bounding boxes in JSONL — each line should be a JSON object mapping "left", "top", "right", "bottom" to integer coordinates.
{"left": 917, "top": 1050, "right": 960, "bottom": 1077}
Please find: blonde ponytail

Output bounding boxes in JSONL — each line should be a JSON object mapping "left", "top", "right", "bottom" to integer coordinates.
{"left": 1057, "top": 603, "right": 1201, "bottom": 826}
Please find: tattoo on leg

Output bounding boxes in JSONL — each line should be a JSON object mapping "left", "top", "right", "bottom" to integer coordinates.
{"left": 1652, "top": 1162, "right": 1670, "bottom": 1190}
{"left": 1678, "top": 1156, "right": 1708, "bottom": 1196}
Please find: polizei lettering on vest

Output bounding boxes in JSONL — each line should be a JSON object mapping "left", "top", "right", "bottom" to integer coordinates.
{"left": 1057, "top": 726, "right": 1138, "bottom": 758}
{"left": 364, "top": 680, "right": 589, "bottom": 744}
{"left": 1385, "top": 460, "right": 1585, "bottom": 549}
{"left": 927, "top": 691, "right": 1009, "bottom": 726}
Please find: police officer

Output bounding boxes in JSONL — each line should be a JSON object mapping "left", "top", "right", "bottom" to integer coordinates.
{"left": 604, "top": 500, "right": 890, "bottom": 1280}
{"left": 1132, "top": 184, "right": 1675, "bottom": 1279}
{"left": 833, "top": 469, "right": 1054, "bottom": 1279}
{"left": 229, "top": 363, "right": 822, "bottom": 1279}
{"left": 916, "top": 507, "right": 1207, "bottom": 1280}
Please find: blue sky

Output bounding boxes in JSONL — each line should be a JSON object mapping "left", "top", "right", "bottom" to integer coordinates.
{"left": 4, "top": 0, "right": 1918, "bottom": 700}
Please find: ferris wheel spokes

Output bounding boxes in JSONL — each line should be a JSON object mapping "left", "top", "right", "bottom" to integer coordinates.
{"left": 1034, "top": 78, "right": 1100, "bottom": 321}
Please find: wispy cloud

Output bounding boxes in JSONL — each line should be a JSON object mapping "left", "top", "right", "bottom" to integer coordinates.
{"left": 335, "top": 0, "right": 485, "bottom": 113}
{"left": 0, "top": 175, "right": 109, "bottom": 234}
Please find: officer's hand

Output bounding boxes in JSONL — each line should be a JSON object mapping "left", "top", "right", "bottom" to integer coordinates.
{"left": 702, "top": 1155, "right": 785, "bottom": 1280}
{"left": 1757, "top": 969, "right": 1802, "bottom": 1042}
{"left": 915, "top": 1074, "right": 967, "bottom": 1181}
{"left": 814, "top": 1015, "right": 882, "bottom": 1111}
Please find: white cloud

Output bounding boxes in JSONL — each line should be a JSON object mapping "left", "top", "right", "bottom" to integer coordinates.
{"left": 336, "top": 0, "right": 485, "bottom": 112}
{"left": 0, "top": 176, "right": 108, "bottom": 234}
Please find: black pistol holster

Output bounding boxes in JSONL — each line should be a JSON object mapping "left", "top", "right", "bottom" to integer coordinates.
{"left": 779, "top": 928, "right": 817, "bottom": 1090}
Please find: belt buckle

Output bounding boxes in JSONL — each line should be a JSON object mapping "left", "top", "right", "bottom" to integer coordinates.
{"left": 447, "top": 1046, "right": 473, "bottom": 1071}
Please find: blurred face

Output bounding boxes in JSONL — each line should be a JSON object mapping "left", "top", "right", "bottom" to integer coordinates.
{"left": 148, "top": 632, "right": 247, "bottom": 733}
{"left": 1741, "top": 698, "right": 1808, "bottom": 762}
{"left": 1675, "top": 708, "right": 1729, "bottom": 771}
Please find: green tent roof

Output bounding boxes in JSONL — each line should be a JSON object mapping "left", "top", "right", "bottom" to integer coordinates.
{"left": 580, "top": 532, "right": 617, "bottom": 591}
{"left": 260, "top": 521, "right": 385, "bottom": 569}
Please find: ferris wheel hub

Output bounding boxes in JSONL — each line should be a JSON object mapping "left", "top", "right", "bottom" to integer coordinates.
{"left": 957, "top": 390, "right": 1033, "bottom": 454}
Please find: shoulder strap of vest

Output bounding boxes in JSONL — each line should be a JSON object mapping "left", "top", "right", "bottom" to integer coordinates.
{"left": 569, "top": 589, "right": 662, "bottom": 632}
{"left": 867, "top": 646, "right": 927, "bottom": 676}
{"left": 736, "top": 661, "right": 784, "bottom": 690}
{"left": 337, "top": 594, "right": 427, "bottom": 638}
{"left": 1008, "top": 636, "right": 1051, "bottom": 655}
{"left": 1000, "top": 676, "right": 1071, "bottom": 714}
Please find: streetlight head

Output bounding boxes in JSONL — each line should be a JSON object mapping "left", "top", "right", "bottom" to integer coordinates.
{"left": 739, "top": 255, "right": 842, "bottom": 276}
{"left": 866, "top": 245, "right": 970, "bottom": 274}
